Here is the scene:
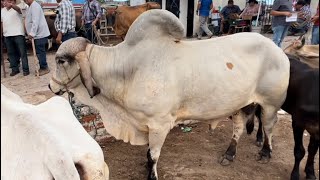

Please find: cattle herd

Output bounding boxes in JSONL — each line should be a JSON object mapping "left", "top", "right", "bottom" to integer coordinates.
{"left": 1, "top": 8, "right": 319, "bottom": 180}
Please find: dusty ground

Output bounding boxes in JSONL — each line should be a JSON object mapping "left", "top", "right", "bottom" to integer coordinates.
{"left": 1, "top": 35, "right": 319, "bottom": 180}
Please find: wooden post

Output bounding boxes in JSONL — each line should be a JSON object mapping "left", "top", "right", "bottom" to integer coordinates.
{"left": 31, "top": 38, "right": 40, "bottom": 77}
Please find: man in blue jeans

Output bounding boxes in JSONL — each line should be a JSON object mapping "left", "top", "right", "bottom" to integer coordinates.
{"left": 81, "top": 0, "right": 101, "bottom": 43}
{"left": 1, "top": 0, "right": 29, "bottom": 76}
{"left": 25, "top": 0, "right": 51, "bottom": 76}
{"left": 270, "top": 0, "right": 292, "bottom": 47}
{"left": 196, "top": 0, "right": 213, "bottom": 40}
{"left": 311, "top": 3, "right": 319, "bottom": 45}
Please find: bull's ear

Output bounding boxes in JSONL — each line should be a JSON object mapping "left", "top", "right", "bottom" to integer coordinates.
{"left": 75, "top": 51, "right": 100, "bottom": 98}
{"left": 146, "top": 3, "right": 151, "bottom": 9}
{"left": 296, "top": 51, "right": 319, "bottom": 58}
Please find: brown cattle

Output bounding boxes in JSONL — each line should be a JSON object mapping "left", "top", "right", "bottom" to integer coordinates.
{"left": 113, "top": 2, "right": 161, "bottom": 39}
{"left": 284, "top": 37, "right": 319, "bottom": 68}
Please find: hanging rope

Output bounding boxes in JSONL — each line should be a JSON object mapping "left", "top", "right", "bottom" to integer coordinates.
{"left": 92, "top": 25, "right": 106, "bottom": 45}
{"left": 77, "top": 24, "right": 105, "bottom": 45}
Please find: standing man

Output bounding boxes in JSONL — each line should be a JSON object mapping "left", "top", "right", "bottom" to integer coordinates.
{"left": 1, "top": 0, "right": 30, "bottom": 76}
{"left": 196, "top": 0, "right": 213, "bottom": 40}
{"left": 270, "top": 0, "right": 292, "bottom": 47}
{"left": 55, "top": 0, "right": 77, "bottom": 44}
{"left": 25, "top": 0, "right": 50, "bottom": 76}
{"left": 81, "top": 0, "right": 102, "bottom": 43}
{"left": 311, "top": 3, "right": 319, "bottom": 45}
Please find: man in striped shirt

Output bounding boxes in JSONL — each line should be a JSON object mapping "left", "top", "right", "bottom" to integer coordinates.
{"left": 81, "top": 0, "right": 101, "bottom": 43}
{"left": 288, "top": 0, "right": 311, "bottom": 36}
{"left": 55, "top": 0, "right": 77, "bottom": 44}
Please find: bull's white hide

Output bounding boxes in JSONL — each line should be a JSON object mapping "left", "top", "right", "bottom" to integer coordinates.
{"left": 1, "top": 84, "right": 109, "bottom": 180}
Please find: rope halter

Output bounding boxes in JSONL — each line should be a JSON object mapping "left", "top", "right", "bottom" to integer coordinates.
{"left": 51, "top": 66, "right": 80, "bottom": 94}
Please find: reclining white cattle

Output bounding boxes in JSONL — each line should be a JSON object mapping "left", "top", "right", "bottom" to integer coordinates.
{"left": 284, "top": 36, "right": 319, "bottom": 68}
{"left": 1, "top": 84, "right": 109, "bottom": 180}
{"left": 48, "top": 10, "right": 290, "bottom": 180}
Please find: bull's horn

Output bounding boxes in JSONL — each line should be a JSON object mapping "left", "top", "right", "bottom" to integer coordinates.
{"left": 75, "top": 51, "right": 100, "bottom": 98}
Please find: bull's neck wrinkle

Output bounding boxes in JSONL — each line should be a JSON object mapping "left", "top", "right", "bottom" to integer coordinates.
{"left": 87, "top": 44, "right": 95, "bottom": 61}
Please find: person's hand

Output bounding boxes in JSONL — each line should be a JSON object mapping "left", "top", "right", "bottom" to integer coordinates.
{"left": 311, "top": 16, "right": 319, "bottom": 23}
{"left": 196, "top": 10, "right": 199, "bottom": 15}
{"left": 92, "top": 20, "right": 97, "bottom": 26}
{"left": 56, "top": 32, "right": 62, "bottom": 44}
{"left": 28, "top": 34, "right": 33, "bottom": 40}
{"left": 284, "top": 12, "right": 292, "bottom": 17}
{"left": 297, "top": 11, "right": 304, "bottom": 18}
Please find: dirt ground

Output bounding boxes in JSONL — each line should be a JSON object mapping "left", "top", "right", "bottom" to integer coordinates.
{"left": 1, "top": 35, "right": 319, "bottom": 180}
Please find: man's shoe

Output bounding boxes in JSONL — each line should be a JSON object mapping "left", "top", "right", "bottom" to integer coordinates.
{"left": 208, "top": 34, "right": 213, "bottom": 39}
{"left": 10, "top": 71, "right": 20, "bottom": 76}
{"left": 197, "top": 36, "right": 202, "bottom": 40}
{"left": 23, "top": 71, "right": 30, "bottom": 76}
{"left": 38, "top": 68, "right": 50, "bottom": 76}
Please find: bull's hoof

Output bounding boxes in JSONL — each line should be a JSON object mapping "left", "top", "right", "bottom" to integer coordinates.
{"left": 148, "top": 171, "right": 157, "bottom": 180}
{"left": 256, "top": 150, "right": 271, "bottom": 164}
{"left": 256, "top": 141, "right": 263, "bottom": 147}
{"left": 290, "top": 171, "right": 300, "bottom": 180}
{"left": 306, "top": 174, "right": 317, "bottom": 180}
{"left": 219, "top": 154, "right": 234, "bottom": 166}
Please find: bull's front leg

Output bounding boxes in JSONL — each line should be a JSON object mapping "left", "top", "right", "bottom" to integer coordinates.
{"left": 147, "top": 122, "right": 171, "bottom": 180}
{"left": 219, "top": 111, "right": 246, "bottom": 166}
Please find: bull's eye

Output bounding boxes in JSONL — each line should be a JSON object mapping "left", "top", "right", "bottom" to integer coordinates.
{"left": 57, "top": 59, "right": 65, "bottom": 64}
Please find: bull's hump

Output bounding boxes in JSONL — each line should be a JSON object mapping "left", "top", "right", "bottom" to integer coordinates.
{"left": 124, "top": 9, "right": 184, "bottom": 46}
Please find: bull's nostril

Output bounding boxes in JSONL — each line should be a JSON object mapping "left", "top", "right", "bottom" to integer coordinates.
{"left": 48, "top": 84, "right": 52, "bottom": 91}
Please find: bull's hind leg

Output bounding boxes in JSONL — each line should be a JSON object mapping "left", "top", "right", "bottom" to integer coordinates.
{"left": 256, "top": 104, "right": 278, "bottom": 163}
{"left": 304, "top": 135, "right": 319, "bottom": 180}
{"left": 290, "top": 120, "right": 305, "bottom": 180}
{"left": 219, "top": 110, "right": 246, "bottom": 166}
{"left": 147, "top": 121, "right": 171, "bottom": 180}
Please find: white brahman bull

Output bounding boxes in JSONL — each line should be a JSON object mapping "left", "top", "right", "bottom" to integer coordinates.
{"left": 48, "top": 9, "right": 290, "bottom": 180}
{"left": 1, "top": 84, "right": 109, "bottom": 180}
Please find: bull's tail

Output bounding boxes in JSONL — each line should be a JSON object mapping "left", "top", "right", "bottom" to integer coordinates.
{"left": 125, "top": 9, "right": 184, "bottom": 46}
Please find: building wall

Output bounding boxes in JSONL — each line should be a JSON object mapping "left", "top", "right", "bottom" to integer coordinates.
{"left": 130, "top": 0, "right": 146, "bottom": 6}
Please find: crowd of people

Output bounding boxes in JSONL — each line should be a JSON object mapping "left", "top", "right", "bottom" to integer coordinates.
{"left": 1, "top": 0, "right": 319, "bottom": 77}
{"left": 1, "top": 0, "right": 102, "bottom": 77}
{"left": 196, "top": 0, "right": 319, "bottom": 48}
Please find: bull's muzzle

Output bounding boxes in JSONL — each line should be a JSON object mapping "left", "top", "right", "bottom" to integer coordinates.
{"left": 48, "top": 84, "right": 65, "bottom": 96}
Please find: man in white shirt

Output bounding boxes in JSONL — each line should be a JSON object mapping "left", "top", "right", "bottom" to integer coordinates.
{"left": 25, "top": 0, "right": 50, "bottom": 76}
{"left": 1, "top": 0, "right": 30, "bottom": 76}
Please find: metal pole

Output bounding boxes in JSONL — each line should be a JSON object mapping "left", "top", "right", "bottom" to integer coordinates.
{"left": 255, "top": 0, "right": 262, "bottom": 27}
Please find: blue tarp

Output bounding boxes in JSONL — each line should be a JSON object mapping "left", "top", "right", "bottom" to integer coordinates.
{"left": 72, "top": 0, "right": 85, "bottom": 4}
